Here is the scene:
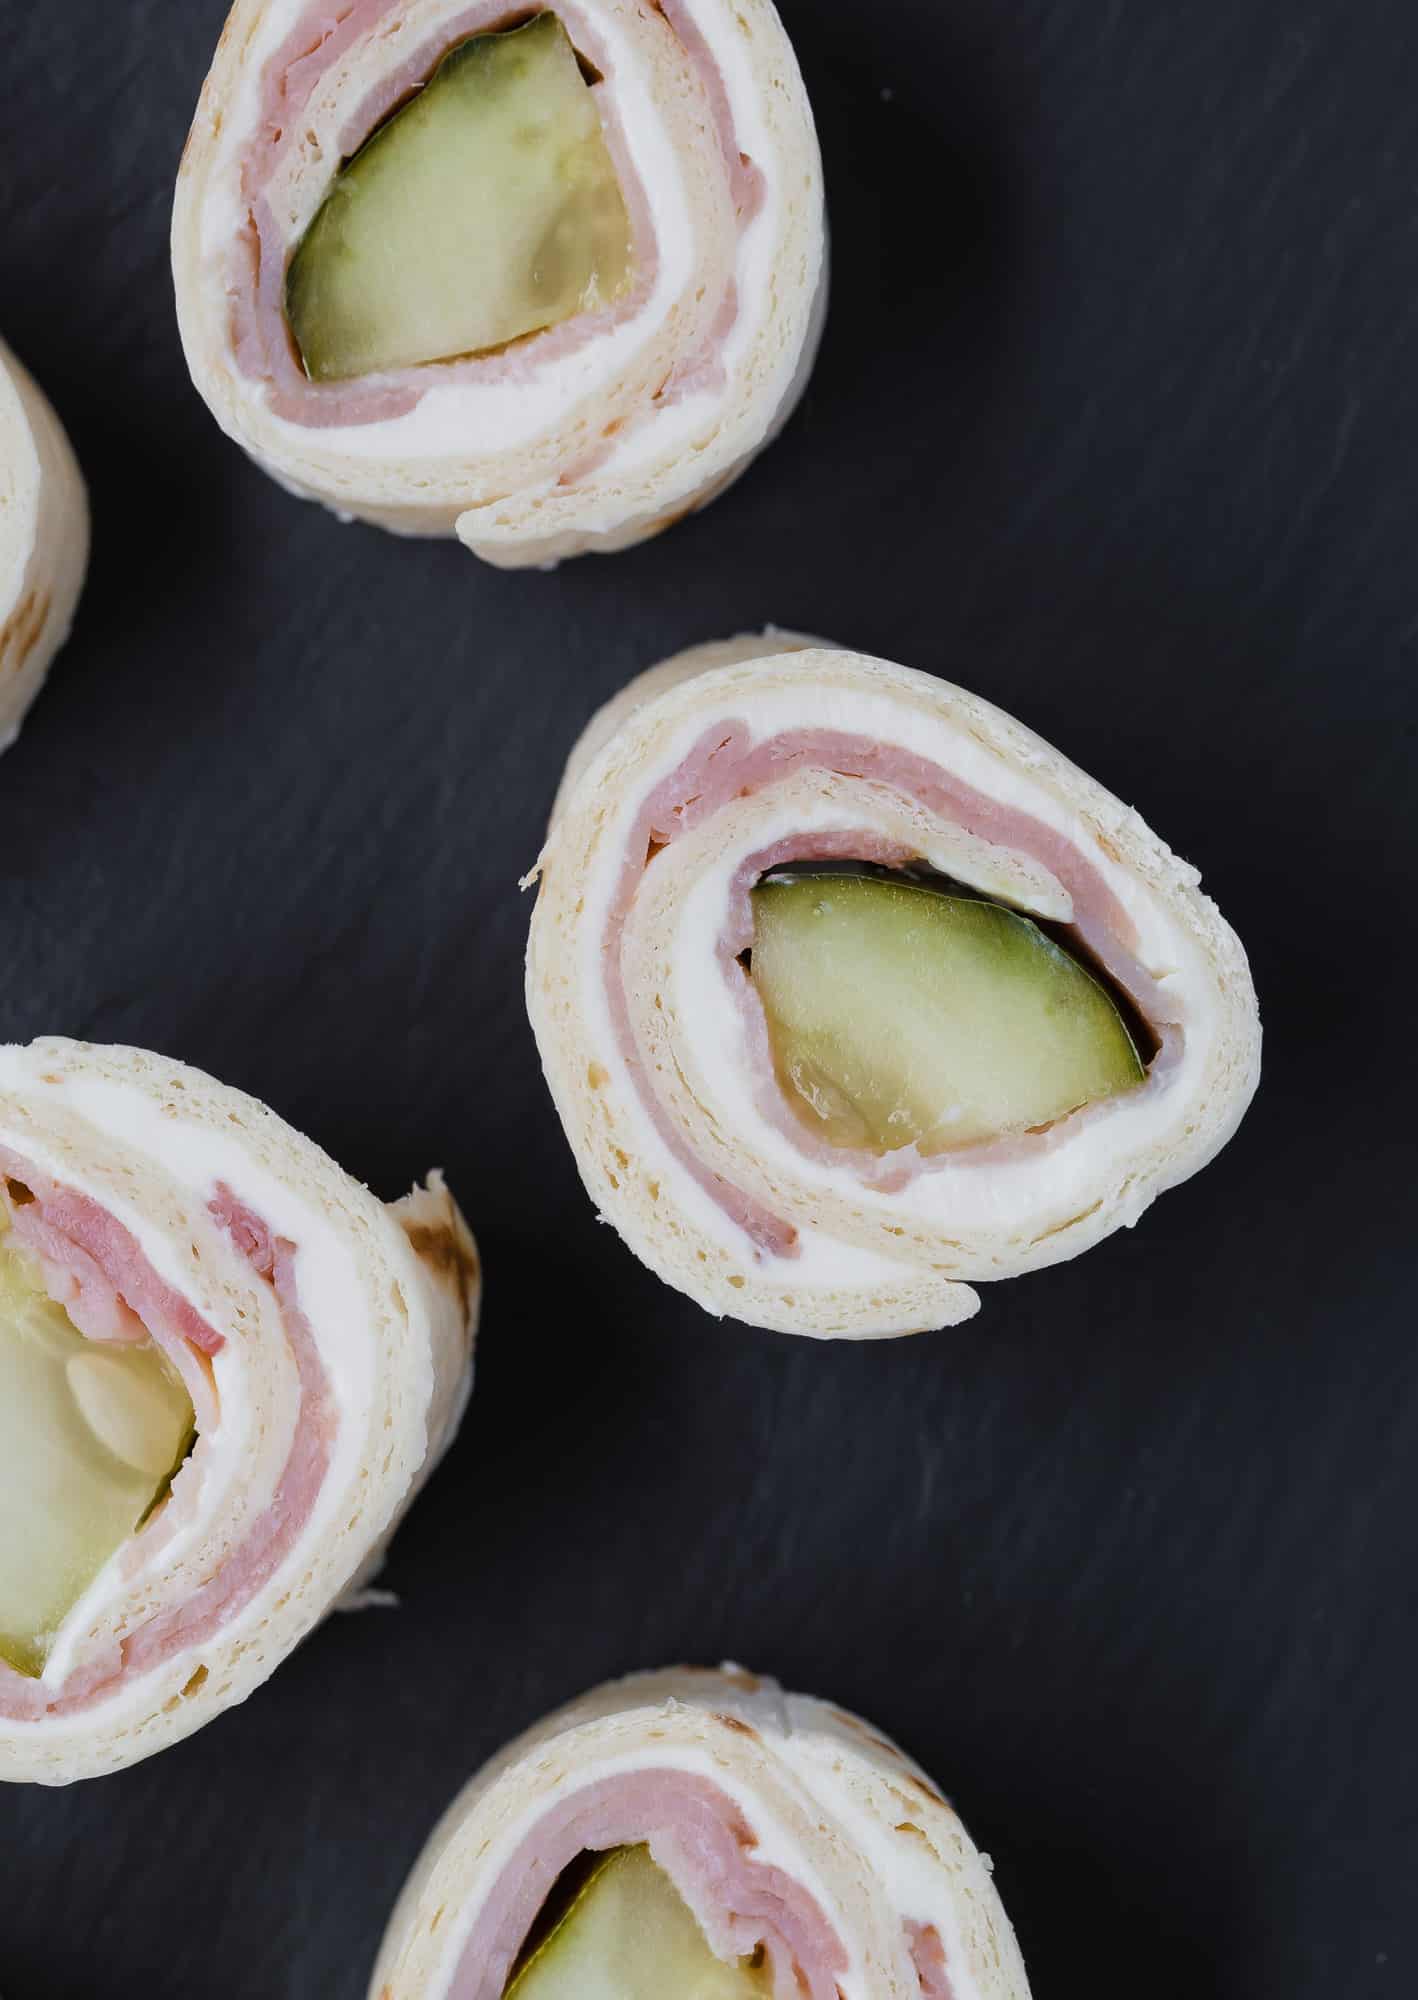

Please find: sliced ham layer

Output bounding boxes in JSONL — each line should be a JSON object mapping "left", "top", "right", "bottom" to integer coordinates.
{"left": 908, "top": 1921, "right": 958, "bottom": 2000}
{"left": 451, "top": 1768, "right": 959, "bottom": 1997}
{"left": 450, "top": 1770, "right": 848, "bottom": 1999}
{"left": 0, "top": 1162, "right": 334, "bottom": 1721}
{"left": 232, "top": 0, "right": 757, "bottom": 428}
{"left": 601, "top": 724, "right": 1188, "bottom": 1259}
{"left": 1, "top": 1147, "right": 225, "bottom": 1355}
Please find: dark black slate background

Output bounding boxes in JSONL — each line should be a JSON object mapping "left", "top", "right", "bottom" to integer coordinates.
{"left": 2, "top": 0, "right": 1415, "bottom": 1993}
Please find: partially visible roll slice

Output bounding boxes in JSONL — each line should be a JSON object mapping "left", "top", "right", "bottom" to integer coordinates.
{"left": 0, "top": 1038, "right": 478, "bottom": 1784}
{"left": 0, "top": 342, "right": 88, "bottom": 753}
{"left": 172, "top": 1, "right": 825, "bottom": 567}
{"left": 370, "top": 1666, "right": 1031, "bottom": 1999}
{"left": 526, "top": 635, "right": 1261, "bottom": 1338}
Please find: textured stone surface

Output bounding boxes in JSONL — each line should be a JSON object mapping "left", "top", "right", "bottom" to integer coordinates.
{"left": 0, "top": 1, "right": 1414, "bottom": 1995}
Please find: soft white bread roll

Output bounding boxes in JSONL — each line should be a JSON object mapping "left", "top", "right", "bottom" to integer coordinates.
{"left": 370, "top": 1665, "right": 1031, "bottom": 1999}
{"left": 172, "top": 1, "right": 825, "bottom": 567}
{"left": 526, "top": 634, "right": 1261, "bottom": 1338}
{"left": 0, "top": 1038, "right": 478, "bottom": 1784}
{"left": 0, "top": 341, "right": 88, "bottom": 752}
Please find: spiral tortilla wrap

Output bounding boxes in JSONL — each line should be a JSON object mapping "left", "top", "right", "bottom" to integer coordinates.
{"left": 0, "top": 342, "right": 88, "bottom": 754}
{"left": 0, "top": 1038, "right": 478, "bottom": 1784}
{"left": 370, "top": 1665, "right": 1031, "bottom": 1999}
{"left": 172, "top": 0, "right": 826, "bottom": 567}
{"left": 526, "top": 635, "right": 1261, "bottom": 1338}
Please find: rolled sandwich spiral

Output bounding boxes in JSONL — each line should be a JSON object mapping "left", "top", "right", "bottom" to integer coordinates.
{"left": 526, "top": 635, "right": 1261, "bottom": 1338}
{"left": 0, "top": 1038, "right": 478, "bottom": 1784}
{"left": 370, "top": 1665, "right": 1031, "bottom": 1999}
{"left": 172, "top": 1, "right": 825, "bottom": 567}
{"left": 0, "top": 341, "right": 88, "bottom": 753}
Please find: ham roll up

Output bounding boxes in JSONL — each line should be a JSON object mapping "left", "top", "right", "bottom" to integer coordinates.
{"left": 526, "top": 635, "right": 1261, "bottom": 1338}
{"left": 172, "top": 1, "right": 825, "bottom": 567}
{"left": 0, "top": 341, "right": 87, "bottom": 753}
{"left": 0, "top": 1039, "right": 478, "bottom": 1784}
{"left": 370, "top": 1666, "right": 1031, "bottom": 2000}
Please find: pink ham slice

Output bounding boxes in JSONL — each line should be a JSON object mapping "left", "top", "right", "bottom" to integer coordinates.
{"left": 0, "top": 1162, "right": 335, "bottom": 1721}
{"left": 599, "top": 722, "right": 1188, "bottom": 1258}
{"left": 2, "top": 1149, "right": 224, "bottom": 1355}
{"left": 231, "top": 0, "right": 757, "bottom": 427}
{"left": 451, "top": 1769, "right": 956, "bottom": 1997}
{"left": 907, "top": 1921, "right": 958, "bottom": 2000}
{"left": 453, "top": 1772, "right": 845, "bottom": 1998}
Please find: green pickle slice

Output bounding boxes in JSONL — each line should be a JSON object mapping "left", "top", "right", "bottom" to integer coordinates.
{"left": 749, "top": 872, "right": 1146, "bottom": 1155}
{"left": 0, "top": 1229, "right": 195, "bottom": 1677}
{"left": 505, "top": 1845, "right": 770, "bottom": 2000}
{"left": 285, "top": 13, "right": 636, "bottom": 382}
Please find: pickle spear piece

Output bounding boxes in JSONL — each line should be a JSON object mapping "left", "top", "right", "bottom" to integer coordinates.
{"left": 286, "top": 13, "right": 635, "bottom": 382}
{"left": 750, "top": 873, "right": 1145, "bottom": 1154}
{"left": 0, "top": 1238, "right": 195, "bottom": 1677}
{"left": 505, "top": 1845, "right": 769, "bottom": 2000}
